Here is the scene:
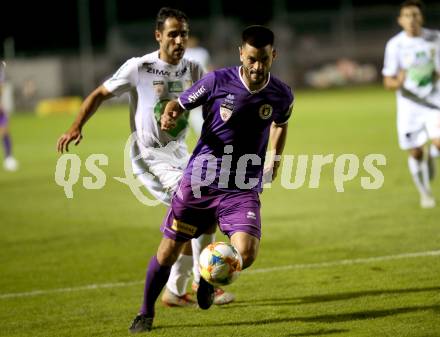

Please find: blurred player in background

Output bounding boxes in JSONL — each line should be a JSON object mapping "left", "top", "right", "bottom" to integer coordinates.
{"left": 56, "top": 7, "right": 234, "bottom": 310}
{"left": 382, "top": 0, "right": 440, "bottom": 208}
{"left": 184, "top": 36, "right": 213, "bottom": 136}
{"left": 0, "top": 61, "right": 18, "bottom": 172}
{"left": 129, "top": 25, "right": 294, "bottom": 332}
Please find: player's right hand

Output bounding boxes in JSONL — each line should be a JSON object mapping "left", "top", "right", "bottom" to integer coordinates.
{"left": 160, "top": 110, "right": 178, "bottom": 131}
{"left": 56, "top": 127, "right": 83, "bottom": 153}
{"left": 161, "top": 100, "right": 183, "bottom": 131}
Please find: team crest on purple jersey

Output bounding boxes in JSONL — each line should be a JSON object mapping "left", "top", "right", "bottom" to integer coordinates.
{"left": 220, "top": 93, "right": 235, "bottom": 122}
{"left": 220, "top": 107, "right": 232, "bottom": 122}
{"left": 259, "top": 104, "right": 273, "bottom": 120}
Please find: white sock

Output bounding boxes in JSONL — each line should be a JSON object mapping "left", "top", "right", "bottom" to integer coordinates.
{"left": 419, "top": 159, "right": 432, "bottom": 194}
{"left": 192, "top": 233, "right": 215, "bottom": 284}
{"left": 408, "top": 156, "right": 431, "bottom": 196}
{"left": 166, "top": 254, "right": 193, "bottom": 297}
{"left": 430, "top": 144, "right": 440, "bottom": 158}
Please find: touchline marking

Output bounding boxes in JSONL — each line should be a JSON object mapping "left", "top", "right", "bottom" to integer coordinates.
{"left": 1, "top": 250, "right": 439, "bottom": 300}
{"left": 0, "top": 281, "right": 143, "bottom": 299}
{"left": 247, "top": 249, "right": 440, "bottom": 274}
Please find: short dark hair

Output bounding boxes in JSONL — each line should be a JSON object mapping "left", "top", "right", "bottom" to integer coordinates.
{"left": 156, "top": 7, "right": 188, "bottom": 31}
{"left": 400, "top": 0, "right": 424, "bottom": 13}
{"left": 242, "top": 25, "right": 274, "bottom": 48}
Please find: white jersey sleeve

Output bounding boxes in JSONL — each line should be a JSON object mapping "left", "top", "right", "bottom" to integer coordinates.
{"left": 103, "top": 58, "right": 139, "bottom": 96}
{"left": 190, "top": 60, "right": 205, "bottom": 81}
{"left": 382, "top": 38, "right": 399, "bottom": 77}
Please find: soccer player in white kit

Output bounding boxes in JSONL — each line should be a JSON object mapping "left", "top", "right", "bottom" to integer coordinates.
{"left": 382, "top": 0, "right": 440, "bottom": 208}
{"left": 57, "top": 7, "right": 233, "bottom": 307}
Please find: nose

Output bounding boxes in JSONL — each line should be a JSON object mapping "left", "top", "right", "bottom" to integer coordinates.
{"left": 254, "top": 61, "right": 263, "bottom": 72}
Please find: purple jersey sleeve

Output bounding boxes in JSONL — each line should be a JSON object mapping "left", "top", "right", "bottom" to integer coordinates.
{"left": 273, "top": 88, "right": 294, "bottom": 125}
{"left": 178, "top": 72, "right": 216, "bottom": 110}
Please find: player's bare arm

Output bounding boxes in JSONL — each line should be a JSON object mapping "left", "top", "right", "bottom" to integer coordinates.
{"left": 160, "top": 99, "right": 184, "bottom": 131}
{"left": 57, "top": 85, "right": 113, "bottom": 153}
{"left": 265, "top": 122, "right": 288, "bottom": 180}
{"left": 383, "top": 70, "right": 406, "bottom": 90}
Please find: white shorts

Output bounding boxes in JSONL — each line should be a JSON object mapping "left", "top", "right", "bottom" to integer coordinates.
{"left": 131, "top": 141, "right": 188, "bottom": 205}
{"left": 397, "top": 96, "right": 440, "bottom": 150}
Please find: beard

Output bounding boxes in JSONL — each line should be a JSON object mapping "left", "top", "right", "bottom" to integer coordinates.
{"left": 243, "top": 65, "right": 266, "bottom": 85}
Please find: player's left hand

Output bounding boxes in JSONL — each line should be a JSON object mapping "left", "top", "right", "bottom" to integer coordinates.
{"left": 262, "top": 163, "right": 280, "bottom": 184}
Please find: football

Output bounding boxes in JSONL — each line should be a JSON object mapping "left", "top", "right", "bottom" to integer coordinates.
{"left": 199, "top": 242, "right": 243, "bottom": 286}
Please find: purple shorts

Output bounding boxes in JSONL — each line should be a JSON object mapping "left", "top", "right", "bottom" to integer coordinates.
{"left": 161, "top": 178, "right": 262, "bottom": 241}
{"left": 0, "top": 110, "right": 7, "bottom": 127}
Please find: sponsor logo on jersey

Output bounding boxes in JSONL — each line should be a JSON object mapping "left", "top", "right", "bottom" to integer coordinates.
{"left": 188, "top": 85, "right": 206, "bottom": 103}
{"left": 171, "top": 219, "right": 197, "bottom": 235}
{"left": 175, "top": 67, "right": 187, "bottom": 77}
{"left": 259, "top": 104, "right": 273, "bottom": 120}
{"left": 144, "top": 65, "right": 171, "bottom": 77}
{"left": 168, "top": 81, "right": 183, "bottom": 93}
{"left": 153, "top": 81, "right": 165, "bottom": 97}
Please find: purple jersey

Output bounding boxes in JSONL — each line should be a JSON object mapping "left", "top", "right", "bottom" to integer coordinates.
{"left": 178, "top": 66, "right": 294, "bottom": 191}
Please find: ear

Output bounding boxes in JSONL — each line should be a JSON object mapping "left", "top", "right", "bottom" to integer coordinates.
{"left": 239, "top": 46, "right": 244, "bottom": 62}
{"left": 272, "top": 48, "right": 277, "bottom": 60}
{"left": 155, "top": 30, "right": 161, "bottom": 43}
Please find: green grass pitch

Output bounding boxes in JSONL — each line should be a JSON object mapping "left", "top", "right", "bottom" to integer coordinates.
{"left": 1, "top": 85, "right": 439, "bottom": 336}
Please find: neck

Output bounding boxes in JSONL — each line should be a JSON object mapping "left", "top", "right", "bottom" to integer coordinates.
{"left": 405, "top": 27, "right": 422, "bottom": 37}
{"left": 158, "top": 51, "right": 179, "bottom": 65}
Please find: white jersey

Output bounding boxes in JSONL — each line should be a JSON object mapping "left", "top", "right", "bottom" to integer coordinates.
{"left": 103, "top": 51, "right": 204, "bottom": 149}
{"left": 104, "top": 51, "right": 204, "bottom": 200}
{"left": 184, "top": 47, "right": 211, "bottom": 73}
{"left": 383, "top": 28, "right": 440, "bottom": 107}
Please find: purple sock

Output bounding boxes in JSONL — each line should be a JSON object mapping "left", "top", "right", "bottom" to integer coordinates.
{"left": 139, "top": 255, "right": 171, "bottom": 317}
{"left": 3, "top": 134, "right": 11, "bottom": 158}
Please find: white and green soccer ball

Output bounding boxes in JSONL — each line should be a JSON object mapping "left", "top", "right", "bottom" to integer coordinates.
{"left": 199, "top": 242, "right": 243, "bottom": 286}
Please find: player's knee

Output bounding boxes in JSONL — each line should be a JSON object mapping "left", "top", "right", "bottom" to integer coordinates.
{"left": 409, "top": 148, "right": 424, "bottom": 160}
{"left": 230, "top": 232, "right": 260, "bottom": 269}
{"left": 431, "top": 139, "right": 440, "bottom": 150}
{"left": 156, "top": 238, "right": 185, "bottom": 266}
{"left": 239, "top": 248, "right": 258, "bottom": 269}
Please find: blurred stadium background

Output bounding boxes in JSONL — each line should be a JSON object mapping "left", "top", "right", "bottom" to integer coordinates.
{"left": 1, "top": 0, "right": 439, "bottom": 110}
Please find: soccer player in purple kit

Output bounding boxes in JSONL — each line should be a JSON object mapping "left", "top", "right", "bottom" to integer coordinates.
{"left": 129, "top": 25, "right": 294, "bottom": 333}
{"left": 0, "top": 61, "right": 18, "bottom": 172}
